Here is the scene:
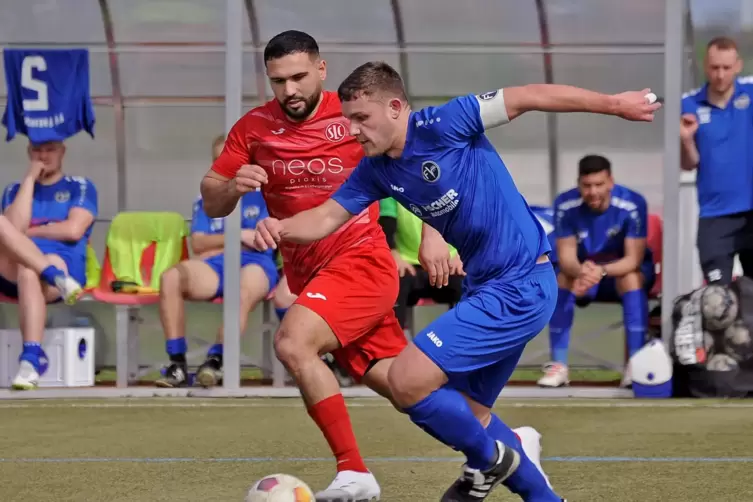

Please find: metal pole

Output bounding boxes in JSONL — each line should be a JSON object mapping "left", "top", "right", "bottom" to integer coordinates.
{"left": 661, "top": 0, "right": 684, "bottom": 343}
{"left": 222, "top": 0, "right": 244, "bottom": 390}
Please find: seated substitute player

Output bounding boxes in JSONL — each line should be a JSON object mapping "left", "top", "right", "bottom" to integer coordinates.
{"left": 252, "top": 62, "right": 660, "bottom": 501}
{"left": 538, "top": 155, "right": 654, "bottom": 389}
{"left": 156, "top": 135, "right": 277, "bottom": 388}
{"left": 2, "top": 140, "right": 96, "bottom": 390}
{"left": 379, "top": 197, "right": 465, "bottom": 329}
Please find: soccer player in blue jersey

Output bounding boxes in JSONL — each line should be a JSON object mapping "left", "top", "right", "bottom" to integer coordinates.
{"left": 252, "top": 62, "right": 660, "bottom": 501}
{"left": 538, "top": 155, "right": 654, "bottom": 389}
{"left": 156, "top": 135, "right": 278, "bottom": 389}
{"left": 2, "top": 140, "right": 97, "bottom": 389}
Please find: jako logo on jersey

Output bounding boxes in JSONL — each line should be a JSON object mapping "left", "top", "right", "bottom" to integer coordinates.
{"left": 391, "top": 184, "right": 404, "bottom": 192}
{"left": 325, "top": 122, "right": 347, "bottom": 142}
{"left": 426, "top": 331, "right": 443, "bottom": 347}
{"left": 421, "top": 161, "right": 441, "bottom": 183}
{"left": 306, "top": 292, "right": 327, "bottom": 301}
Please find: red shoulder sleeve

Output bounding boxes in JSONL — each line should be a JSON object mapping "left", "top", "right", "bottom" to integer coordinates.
{"left": 211, "top": 115, "right": 252, "bottom": 179}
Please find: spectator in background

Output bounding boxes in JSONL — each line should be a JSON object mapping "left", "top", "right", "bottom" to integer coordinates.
{"left": 681, "top": 36, "right": 753, "bottom": 285}
{"left": 2, "top": 140, "right": 97, "bottom": 390}
{"left": 155, "top": 135, "right": 278, "bottom": 388}
{"left": 538, "top": 155, "right": 653, "bottom": 388}
{"left": 378, "top": 197, "right": 464, "bottom": 330}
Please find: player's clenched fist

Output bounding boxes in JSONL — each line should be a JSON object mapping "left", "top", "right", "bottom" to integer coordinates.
{"left": 612, "top": 88, "right": 662, "bottom": 122}
{"left": 234, "top": 164, "right": 268, "bottom": 193}
{"left": 680, "top": 113, "right": 699, "bottom": 140}
{"left": 254, "top": 217, "right": 283, "bottom": 251}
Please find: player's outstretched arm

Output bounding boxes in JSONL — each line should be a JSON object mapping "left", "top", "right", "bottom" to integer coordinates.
{"left": 253, "top": 199, "right": 352, "bottom": 251}
{"left": 499, "top": 85, "right": 661, "bottom": 123}
{"left": 281, "top": 199, "right": 352, "bottom": 244}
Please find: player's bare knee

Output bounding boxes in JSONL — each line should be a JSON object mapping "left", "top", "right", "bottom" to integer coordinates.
{"left": 16, "top": 265, "right": 40, "bottom": 286}
{"left": 274, "top": 327, "right": 317, "bottom": 374}
{"left": 387, "top": 352, "right": 437, "bottom": 408}
{"left": 159, "top": 267, "right": 182, "bottom": 296}
{"left": 616, "top": 271, "right": 642, "bottom": 295}
{"left": 462, "top": 394, "right": 492, "bottom": 427}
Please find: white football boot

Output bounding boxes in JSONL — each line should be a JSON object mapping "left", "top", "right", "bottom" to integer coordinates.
{"left": 315, "top": 470, "right": 380, "bottom": 502}
{"left": 513, "top": 426, "right": 552, "bottom": 488}
{"left": 54, "top": 274, "right": 83, "bottom": 305}
{"left": 12, "top": 360, "right": 40, "bottom": 390}
{"left": 537, "top": 362, "right": 569, "bottom": 388}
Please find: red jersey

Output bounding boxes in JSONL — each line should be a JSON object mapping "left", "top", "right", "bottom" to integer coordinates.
{"left": 211, "top": 91, "right": 387, "bottom": 292}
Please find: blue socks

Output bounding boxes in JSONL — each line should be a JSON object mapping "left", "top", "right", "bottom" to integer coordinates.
{"left": 207, "top": 343, "right": 223, "bottom": 357}
{"left": 405, "top": 387, "right": 497, "bottom": 470}
{"left": 548, "top": 288, "right": 575, "bottom": 364}
{"left": 622, "top": 289, "right": 648, "bottom": 357}
{"left": 20, "top": 342, "right": 48, "bottom": 375}
{"left": 39, "top": 265, "right": 65, "bottom": 288}
{"left": 166, "top": 337, "right": 187, "bottom": 363}
{"left": 486, "top": 415, "right": 560, "bottom": 501}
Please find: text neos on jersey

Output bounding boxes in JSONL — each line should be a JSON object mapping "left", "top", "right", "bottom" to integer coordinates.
{"left": 271, "top": 157, "right": 345, "bottom": 186}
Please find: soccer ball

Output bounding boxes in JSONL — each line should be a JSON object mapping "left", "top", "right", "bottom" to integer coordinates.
{"left": 701, "top": 285, "right": 739, "bottom": 331}
{"left": 706, "top": 353, "right": 739, "bottom": 372}
{"left": 722, "top": 320, "right": 753, "bottom": 363}
{"left": 245, "top": 474, "right": 315, "bottom": 502}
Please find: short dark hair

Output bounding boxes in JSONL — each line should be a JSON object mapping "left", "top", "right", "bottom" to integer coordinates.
{"left": 337, "top": 61, "right": 408, "bottom": 103}
{"left": 578, "top": 155, "right": 611, "bottom": 177}
{"left": 264, "top": 30, "right": 319, "bottom": 64}
{"left": 707, "top": 36, "right": 738, "bottom": 53}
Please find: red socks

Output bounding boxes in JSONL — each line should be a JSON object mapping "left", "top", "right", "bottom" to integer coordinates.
{"left": 308, "top": 394, "right": 368, "bottom": 473}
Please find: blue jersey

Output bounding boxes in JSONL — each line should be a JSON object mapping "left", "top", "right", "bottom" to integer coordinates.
{"left": 332, "top": 94, "right": 550, "bottom": 293}
{"left": 553, "top": 184, "right": 651, "bottom": 266}
{"left": 191, "top": 191, "right": 274, "bottom": 259}
{"left": 681, "top": 77, "right": 753, "bottom": 218}
{"left": 530, "top": 205, "right": 556, "bottom": 264}
{"left": 1, "top": 175, "right": 97, "bottom": 260}
{"left": 2, "top": 49, "right": 95, "bottom": 144}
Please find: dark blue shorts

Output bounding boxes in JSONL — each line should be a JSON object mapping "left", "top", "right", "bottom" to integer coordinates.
{"left": 413, "top": 262, "right": 557, "bottom": 407}
{"left": 204, "top": 251, "right": 278, "bottom": 298}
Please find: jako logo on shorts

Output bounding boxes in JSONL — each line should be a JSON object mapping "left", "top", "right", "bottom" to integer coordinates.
{"left": 426, "top": 331, "right": 443, "bottom": 347}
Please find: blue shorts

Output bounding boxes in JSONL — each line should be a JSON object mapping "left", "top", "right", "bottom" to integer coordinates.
{"left": 575, "top": 260, "right": 656, "bottom": 306}
{"left": 0, "top": 251, "right": 86, "bottom": 299}
{"left": 204, "top": 251, "right": 278, "bottom": 298}
{"left": 414, "top": 262, "right": 557, "bottom": 407}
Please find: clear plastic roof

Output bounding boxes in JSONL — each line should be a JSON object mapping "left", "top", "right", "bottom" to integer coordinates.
{"left": 0, "top": 0, "right": 750, "bottom": 246}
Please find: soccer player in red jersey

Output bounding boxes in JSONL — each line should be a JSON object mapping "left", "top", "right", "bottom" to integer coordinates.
{"left": 200, "top": 31, "right": 411, "bottom": 501}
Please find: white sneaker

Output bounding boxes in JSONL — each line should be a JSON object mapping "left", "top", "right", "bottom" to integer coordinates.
{"left": 513, "top": 426, "right": 552, "bottom": 489}
{"left": 315, "top": 470, "right": 381, "bottom": 501}
{"left": 54, "top": 275, "right": 83, "bottom": 305}
{"left": 537, "top": 362, "right": 569, "bottom": 388}
{"left": 12, "top": 360, "right": 40, "bottom": 390}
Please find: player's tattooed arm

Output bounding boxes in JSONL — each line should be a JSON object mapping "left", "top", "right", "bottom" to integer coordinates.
{"left": 602, "top": 238, "right": 646, "bottom": 278}
{"left": 499, "top": 85, "right": 660, "bottom": 123}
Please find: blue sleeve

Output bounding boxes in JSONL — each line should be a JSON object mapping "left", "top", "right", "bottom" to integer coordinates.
{"left": 626, "top": 195, "right": 648, "bottom": 239}
{"left": 331, "top": 159, "right": 387, "bottom": 215}
{"left": 554, "top": 198, "right": 576, "bottom": 239}
{"left": 1, "top": 183, "right": 19, "bottom": 212}
{"left": 71, "top": 177, "right": 98, "bottom": 218}
{"left": 191, "top": 198, "right": 213, "bottom": 234}
{"left": 423, "top": 94, "right": 485, "bottom": 147}
{"left": 680, "top": 95, "right": 695, "bottom": 116}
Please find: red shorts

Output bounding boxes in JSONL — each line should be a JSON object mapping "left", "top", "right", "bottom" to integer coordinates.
{"left": 292, "top": 243, "right": 407, "bottom": 382}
